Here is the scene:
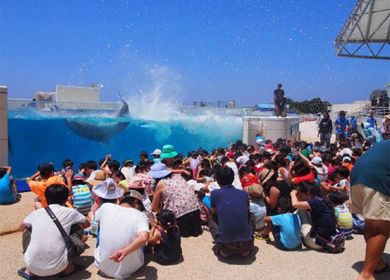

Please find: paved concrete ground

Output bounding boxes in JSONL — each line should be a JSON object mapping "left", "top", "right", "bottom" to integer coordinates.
{"left": 1, "top": 192, "right": 389, "bottom": 280}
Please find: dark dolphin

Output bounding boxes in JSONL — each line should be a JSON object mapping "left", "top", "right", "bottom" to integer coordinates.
{"left": 65, "top": 99, "right": 130, "bottom": 143}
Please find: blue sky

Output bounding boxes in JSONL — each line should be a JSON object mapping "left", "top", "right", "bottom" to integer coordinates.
{"left": 1, "top": 0, "right": 389, "bottom": 105}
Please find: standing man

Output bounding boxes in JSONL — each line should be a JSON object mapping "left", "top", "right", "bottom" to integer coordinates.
{"left": 335, "top": 111, "right": 350, "bottom": 141}
{"left": 350, "top": 140, "right": 390, "bottom": 280}
{"left": 366, "top": 111, "right": 378, "bottom": 129}
{"left": 274, "top": 84, "right": 286, "bottom": 117}
{"left": 318, "top": 111, "right": 333, "bottom": 148}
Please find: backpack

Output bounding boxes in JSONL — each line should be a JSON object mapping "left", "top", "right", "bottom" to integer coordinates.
{"left": 316, "top": 231, "right": 345, "bottom": 254}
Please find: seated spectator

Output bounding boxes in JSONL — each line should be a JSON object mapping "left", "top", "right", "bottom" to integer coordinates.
{"left": 18, "top": 184, "right": 88, "bottom": 279}
{"left": 291, "top": 183, "right": 344, "bottom": 253}
{"left": 148, "top": 209, "right": 183, "bottom": 265}
{"left": 210, "top": 166, "right": 253, "bottom": 258}
{"left": 70, "top": 174, "right": 93, "bottom": 216}
{"left": 94, "top": 192, "right": 149, "bottom": 279}
{"left": 263, "top": 196, "right": 302, "bottom": 250}
{"left": 151, "top": 161, "right": 202, "bottom": 238}
{"left": 27, "top": 162, "right": 67, "bottom": 209}
{"left": 0, "top": 166, "right": 18, "bottom": 205}
{"left": 239, "top": 166, "right": 259, "bottom": 189}
{"left": 328, "top": 191, "right": 353, "bottom": 240}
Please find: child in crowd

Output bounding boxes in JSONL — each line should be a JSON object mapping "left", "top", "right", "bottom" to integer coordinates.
{"left": 291, "top": 182, "right": 344, "bottom": 253}
{"left": 262, "top": 197, "right": 302, "bottom": 250}
{"left": 328, "top": 191, "right": 353, "bottom": 240}
{"left": 321, "top": 166, "right": 350, "bottom": 195}
{"left": 148, "top": 210, "right": 183, "bottom": 265}
{"left": 70, "top": 174, "right": 93, "bottom": 216}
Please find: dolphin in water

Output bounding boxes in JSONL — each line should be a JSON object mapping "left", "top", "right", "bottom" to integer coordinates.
{"left": 65, "top": 99, "right": 130, "bottom": 143}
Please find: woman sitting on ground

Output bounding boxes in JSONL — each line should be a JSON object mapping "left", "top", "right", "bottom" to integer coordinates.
{"left": 151, "top": 158, "right": 202, "bottom": 238}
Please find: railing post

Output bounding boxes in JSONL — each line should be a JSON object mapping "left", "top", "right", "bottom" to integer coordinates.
{"left": 0, "top": 86, "right": 8, "bottom": 166}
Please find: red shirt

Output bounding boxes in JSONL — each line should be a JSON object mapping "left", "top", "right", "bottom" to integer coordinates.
{"left": 291, "top": 170, "right": 315, "bottom": 185}
{"left": 240, "top": 173, "right": 260, "bottom": 189}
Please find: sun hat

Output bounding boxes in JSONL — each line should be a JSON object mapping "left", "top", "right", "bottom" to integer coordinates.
{"left": 127, "top": 173, "right": 152, "bottom": 189}
{"left": 311, "top": 156, "right": 323, "bottom": 166}
{"left": 88, "top": 170, "right": 107, "bottom": 186}
{"left": 385, "top": 114, "right": 390, "bottom": 120}
{"left": 128, "top": 190, "right": 146, "bottom": 211}
{"left": 93, "top": 178, "right": 124, "bottom": 200}
{"left": 342, "top": 156, "right": 352, "bottom": 163}
{"left": 259, "top": 168, "right": 275, "bottom": 185}
{"left": 160, "top": 144, "right": 178, "bottom": 159}
{"left": 148, "top": 163, "right": 172, "bottom": 179}
{"left": 340, "top": 148, "right": 353, "bottom": 157}
{"left": 128, "top": 189, "right": 144, "bottom": 202}
{"left": 151, "top": 149, "right": 162, "bottom": 156}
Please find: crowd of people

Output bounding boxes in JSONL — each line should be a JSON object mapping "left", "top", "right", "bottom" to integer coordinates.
{"left": 318, "top": 110, "right": 390, "bottom": 148}
{"left": 0, "top": 115, "right": 388, "bottom": 280}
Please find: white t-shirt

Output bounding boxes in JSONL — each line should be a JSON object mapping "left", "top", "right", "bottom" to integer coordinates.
{"left": 226, "top": 161, "right": 242, "bottom": 190}
{"left": 94, "top": 203, "right": 149, "bottom": 280}
{"left": 23, "top": 204, "right": 86, "bottom": 277}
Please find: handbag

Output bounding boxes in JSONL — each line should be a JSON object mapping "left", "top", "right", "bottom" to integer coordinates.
{"left": 44, "top": 206, "right": 86, "bottom": 260}
{"left": 315, "top": 231, "right": 345, "bottom": 254}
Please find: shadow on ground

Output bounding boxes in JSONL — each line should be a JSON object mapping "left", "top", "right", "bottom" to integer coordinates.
{"left": 213, "top": 245, "right": 259, "bottom": 265}
{"left": 352, "top": 253, "right": 390, "bottom": 280}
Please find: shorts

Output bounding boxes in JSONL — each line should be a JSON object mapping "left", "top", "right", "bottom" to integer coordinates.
{"left": 350, "top": 184, "right": 390, "bottom": 221}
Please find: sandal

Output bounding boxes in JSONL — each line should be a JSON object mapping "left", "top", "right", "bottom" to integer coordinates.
{"left": 255, "top": 232, "right": 271, "bottom": 241}
{"left": 17, "top": 268, "right": 35, "bottom": 280}
{"left": 375, "top": 262, "right": 390, "bottom": 274}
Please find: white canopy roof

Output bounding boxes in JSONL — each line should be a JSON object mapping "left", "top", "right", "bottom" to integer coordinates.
{"left": 335, "top": 0, "right": 390, "bottom": 59}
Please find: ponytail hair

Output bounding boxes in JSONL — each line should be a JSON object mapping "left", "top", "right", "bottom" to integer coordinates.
{"left": 156, "top": 209, "right": 179, "bottom": 240}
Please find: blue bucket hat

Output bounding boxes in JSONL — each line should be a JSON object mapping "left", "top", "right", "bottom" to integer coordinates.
{"left": 148, "top": 163, "right": 172, "bottom": 179}
{"left": 160, "top": 144, "right": 178, "bottom": 159}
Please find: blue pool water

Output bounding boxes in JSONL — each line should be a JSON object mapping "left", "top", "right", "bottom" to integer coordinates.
{"left": 8, "top": 108, "right": 243, "bottom": 178}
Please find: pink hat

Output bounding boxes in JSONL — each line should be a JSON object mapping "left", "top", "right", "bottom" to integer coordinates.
{"left": 127, "top": 173, "right": 152, "bottom": 189}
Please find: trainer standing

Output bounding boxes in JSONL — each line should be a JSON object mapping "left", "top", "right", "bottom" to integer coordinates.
{"left": 274, "top": 84, "right": 286, "bottom": 117}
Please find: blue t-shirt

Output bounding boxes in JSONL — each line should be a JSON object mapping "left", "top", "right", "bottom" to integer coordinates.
{"left": 350, "top": 117, "right": 357, "bottom": 131}
{"left": 351, "top": 140, "right": 390, "bottom": 196}
{"left": 211, "top": 185, "right": 252, "bottom": 243}
{"left": 271, "top": 213, "right": 302, "bottom": 249}
{"left": 0, "top": 173, "right": 16, "bottom": 204}
{"left": 335, "top": 117, "right": 350, "bottom": 135}
{"left": 366, "top": 116, "right": 377, "bottom": 128}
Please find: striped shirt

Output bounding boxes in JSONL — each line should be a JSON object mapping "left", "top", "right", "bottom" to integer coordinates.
{"left": 72, "top": 184, "right": 92, "bottom": 215}
{"left": 335, "top": 204, "right": 353, "bottom": 237}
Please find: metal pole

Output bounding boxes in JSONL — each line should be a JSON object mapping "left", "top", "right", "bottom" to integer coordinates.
{"left": 0, "top": 86, "right": 8, "bottom": 166}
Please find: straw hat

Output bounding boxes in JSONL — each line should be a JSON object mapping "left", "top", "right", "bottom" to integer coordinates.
{"left": 88, "top": 170, "right": 107, "bottom": 186}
